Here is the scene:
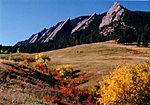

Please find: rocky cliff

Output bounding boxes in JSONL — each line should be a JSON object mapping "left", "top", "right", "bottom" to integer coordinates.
{"left": 16, "top": 2, "right": 150, "bottom": 48}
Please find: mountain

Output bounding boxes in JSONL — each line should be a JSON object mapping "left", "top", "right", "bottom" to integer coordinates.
{"left": 14, "top": 2, "right": 150, "bottom": 53}
{"left": 16, "top": 13, "right": 101, "bottom": 46}
{"left": 99, "top": 2, "right": 126, "bottom": 29}
{"left": 99, "top": 2, "right": 127, "bottom": 35}
{"left": 99, "top": 2, "right": 150, "bottom": 36}
{"left": 71, "top": 13, "right": 97, "bottom": 34}
{"left": 16, "top": 19, "right": 73, "bottom": 45}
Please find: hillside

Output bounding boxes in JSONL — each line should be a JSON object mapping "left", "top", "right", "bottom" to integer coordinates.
{"left": 41, "top": 41, "right": 150, "bottom": 86}
{"left": 1, "top": 41, "right": 150, "bottom": 86}
{"left": 0, "top": 41, "right": 150, "bottom": 104}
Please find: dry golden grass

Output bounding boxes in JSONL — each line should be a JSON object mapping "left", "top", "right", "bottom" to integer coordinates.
{"left": 0, "top": 41, "right": 150, "bottom": 89}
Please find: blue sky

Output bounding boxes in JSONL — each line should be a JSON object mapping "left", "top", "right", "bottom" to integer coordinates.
{"left": 0, "top": 0, "right": 150, "bottom": 46}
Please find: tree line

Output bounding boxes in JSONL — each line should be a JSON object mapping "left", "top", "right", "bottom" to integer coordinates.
{"left": 0, "top": 23, "right": 149, "bottom": 54}
{"left": 113, "top": 24, "right": 150, "bottom": 47}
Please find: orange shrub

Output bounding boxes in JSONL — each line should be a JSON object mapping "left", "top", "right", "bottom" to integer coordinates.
{"left": 34, "top": 64, "right": 47, "bottom": 73}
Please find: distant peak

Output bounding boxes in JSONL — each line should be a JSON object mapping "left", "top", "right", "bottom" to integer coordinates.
{"left": 66, "top": 18, "right": 70, "bottom": 21}
{"left": 91, "top": 12, "right": 97, "bottom": 16}
{"left": 99, "top": 2, "right": 125, "bottom": 29}
{"left": 112, "top": 2, "right": 123, "bottom": 9}
{"left": 110, "top": 2, "right": 124, "bottom": 11}
{"left": 113, "top": 2, "right": 120, "bottom": 6}
{"left": 64, "top": 18, "right": 70, "bottom": 22}
{"left": 88, "top": 13, "right": 97, "bottom": 19}
{"left": 71, "top": 13, "right": 96, "bottom": 34}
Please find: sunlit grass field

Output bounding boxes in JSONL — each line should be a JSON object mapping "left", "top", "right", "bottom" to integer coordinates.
{"left": 1, "top": 41, "right": 149, "bottom": 89}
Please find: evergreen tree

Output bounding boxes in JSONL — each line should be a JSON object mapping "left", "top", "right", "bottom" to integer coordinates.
{"left": 142, "top": 24, "right": 149, "bottom": 47}
{"left": 137, "top": 34, "right": 142, "bottom": 47}
{"left": 136, "top": 26, "right": 143, "bottom": 47}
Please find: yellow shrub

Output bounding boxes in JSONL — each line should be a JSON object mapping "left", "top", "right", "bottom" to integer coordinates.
{"left": 56, "top": 65, "right": 73, "bottom": 77}
{"left": 97, "top": 62, "right": 150, "bottom": 105}
{"left": 35, "top": 53, "right": 50, "bottom": 63}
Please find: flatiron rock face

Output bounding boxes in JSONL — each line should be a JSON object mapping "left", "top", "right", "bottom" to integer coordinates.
{"left": 16, "top": 18, "right": 72, "bottom": 45}
{"left": 99, "top": 2, "right": 125, "bottom": 29}
{"left": 15, "top": 2, "right": 150, "bottom": 47}
{"left": 71, "top": 13, "right": 97, "bottom": 34}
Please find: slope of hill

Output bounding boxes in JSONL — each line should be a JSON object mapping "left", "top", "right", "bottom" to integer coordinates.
{"left": 1, "top": 41, "right": 150, "bottom": 86}
{"left": 0, "top": 41, "right": 150, "bottom": 104}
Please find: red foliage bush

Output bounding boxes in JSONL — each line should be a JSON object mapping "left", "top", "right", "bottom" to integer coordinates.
{"left": 34, "top": 64, "right": 47, "bottom": 73}
{"left": 43, "top": 68, "right": 98, "bottom": 104}
{"left": 33, "top": 63, "right": 98, "bottom": 104}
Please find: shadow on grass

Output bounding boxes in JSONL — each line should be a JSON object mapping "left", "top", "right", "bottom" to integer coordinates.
{"left": 123, "top": 43, "right": 150, "bottom": 48}
{"left": 3, "top": 62, "right": 56, "bottom": 86}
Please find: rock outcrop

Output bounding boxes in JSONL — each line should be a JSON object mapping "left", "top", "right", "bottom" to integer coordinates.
{"left": 99, "top": 2, "right": 125, "bottom": 29}
{"left": 98, "top": 2, "right": 130, "bottom": 35}
{"left": 71, "top": 13, "right": 97, "bottom": 34}
{"left": 16, "top": 19, "right": 72, "bottom": 45}
{"left": 29, "top": 28, "right": 48, "bottom": 43}
{"left": 44, "top": 18, "right": 71, "bottom": 43}
{"left": 15, "top": 2, "right": 150, "bottom": 47}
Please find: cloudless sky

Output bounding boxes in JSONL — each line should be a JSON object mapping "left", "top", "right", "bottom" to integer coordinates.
{"left": 0, "top": 0, "right": 150, "bottom": 46}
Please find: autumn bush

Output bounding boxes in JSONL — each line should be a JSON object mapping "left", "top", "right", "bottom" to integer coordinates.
{"left": 44, "top": 64, "right": 97, "bottom": 104}
{"left": 96, "top": 62, "right": 150, "bottom": 105}
{"left": 56, "top": 65, "right": 73, "bottom": 78}
{"left": 35, "top": 53, "right": 50, "bottom": 63}
{"left": 34, "top": 53, "right": 50, "bottom": 73}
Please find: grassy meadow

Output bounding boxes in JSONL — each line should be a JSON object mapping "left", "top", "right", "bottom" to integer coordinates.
{"left": 0, "top": 41, "right": 150, "bottom": 104}
{"left": 1, "top": 41, "right": 149, "bottom": 89}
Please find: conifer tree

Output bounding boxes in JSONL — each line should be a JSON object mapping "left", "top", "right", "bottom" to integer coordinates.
{"left": 142, "top": 24, "right": 149, "bottom": 47}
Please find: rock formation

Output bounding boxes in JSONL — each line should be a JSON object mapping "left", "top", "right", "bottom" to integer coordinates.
{"left": 99, "top": 2, "right": 125, "bottom": 29}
